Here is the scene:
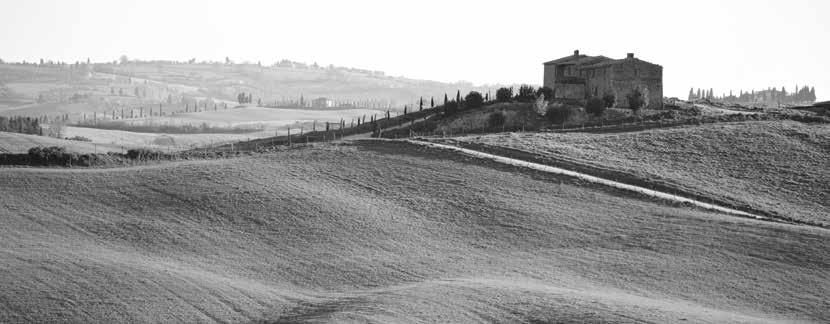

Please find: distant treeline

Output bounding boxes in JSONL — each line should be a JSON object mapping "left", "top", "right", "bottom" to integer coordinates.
{"left": 72, "top": 120, "right": 264, "bottom": 134}
{"left": 689, "top": 86, "right": 817, "bottom": 105}
{"left": 0, "top": 116, "right": 42, "bottom": 135}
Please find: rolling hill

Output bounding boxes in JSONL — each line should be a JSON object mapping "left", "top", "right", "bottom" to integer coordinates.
{"left": 1, "top": 141, "right": 828, "bottom": 323}
{"left": 448, "top": 120, "right": 830, "bottom": 226}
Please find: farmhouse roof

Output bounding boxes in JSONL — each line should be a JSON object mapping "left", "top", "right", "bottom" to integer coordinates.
{"left": 543, "top": 50, "right": 612, "bottom": 66}
{"left": 582, "top": 54, "right": 662, "bottom": 69}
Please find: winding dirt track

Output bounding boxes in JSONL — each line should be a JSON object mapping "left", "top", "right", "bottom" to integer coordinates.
{"left": 400, "top": 139, "right": 768, "bottom": 221}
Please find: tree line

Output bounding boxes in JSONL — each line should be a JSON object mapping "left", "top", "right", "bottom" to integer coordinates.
{"left": 439, "top": 85, "right": 552, "bottom": 116}
{"left": 688, "top": 85, "right": 817, "bottom": 105}
{"left": 0, "top": 116, "right": 42, "bottom": 135}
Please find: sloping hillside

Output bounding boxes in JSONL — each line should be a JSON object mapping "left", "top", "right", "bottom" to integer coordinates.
{"left": 1, "top": 141, "right": 828, "bottom": 323}
{"left": 451, "top": 120, "right": 830, "bottom": 225}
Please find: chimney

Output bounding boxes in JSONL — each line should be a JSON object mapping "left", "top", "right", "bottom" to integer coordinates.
{"left": 574, "top": 50, "right": 580, "bottom": 56}
{"left": 627, "top": 53, "right": 634, "bottom": 59}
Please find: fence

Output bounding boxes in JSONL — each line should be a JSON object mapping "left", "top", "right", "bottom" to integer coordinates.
{"left": 210, "top": 105, "right": 442, "bottom": 152}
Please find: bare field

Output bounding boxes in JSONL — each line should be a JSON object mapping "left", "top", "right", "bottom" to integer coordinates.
{"left": 0, "top": 131, "right": 122, "bottom": 153}
{"left": 0, "top": 141, "right": 828, "bottom": 323}
{"left": 117, "top": 106, "right": 384, "bottom": 129}
{"left": 61, "top": 126, "right": 273, "bottom": 151}
{"left": 1, "top": 107, "right": 386, "bottom": 153}
{"left": 451, "top": 120, "right": 830, "bottom": 225}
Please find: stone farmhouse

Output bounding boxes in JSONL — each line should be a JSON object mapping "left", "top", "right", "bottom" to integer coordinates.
{"left": 543, "top": 50, "right": 663, "bottom": 109}
{"left": 311, "top": 97, "right": 335, "bottom": 109}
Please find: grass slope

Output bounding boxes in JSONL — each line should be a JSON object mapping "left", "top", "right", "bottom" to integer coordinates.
{"left": 0, "top": 141, "right": 828, "bottom": 323}
{"left": 453, "top": 120, "right": 829, "bottom": 225}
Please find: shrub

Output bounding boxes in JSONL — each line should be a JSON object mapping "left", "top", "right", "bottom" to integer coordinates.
{"left": 66, "top": 136, "right": 92, "bottom": 142}
{"left": 487, "top": 111, "right": 506, "bottom": 128}
{"left": 495, "top": 87, "right": 513, "bottom": 102}
{"left": 126, "top": 148, "right": 163, "bottom": 160}
{"left": 546, "top": 105, "right": 577, "bottom": 124}
{"left": 602, "top": 93, "right": 616, "bottom": 108}
{"left": 26, "top": 146, "right": 76, "bottom": 166}
{"left": 627, "top": 89, "right": 644, "bottom": 112}
{"left": 515, "top": 85, "right": 536, "bottom": 103}
{"left": 126, "top": 149, "right": 145, "bottom": 160}
{"left": 28, "top": 146, "right": 67, "bottom": 159}
{"left": 536, "top": 86, "right": 554, "bottom": 100}
{"left": 78, "top": 154, "right": 98, "bottom": 166}
{"left": 444, "top": 100, "right": 460, "bottom": 116}
{"left": 464, "top": 91, "right": 484, "bottom": 109}
{"left": 27, "top": 146, "right": 45, "bottom": 159}
{"left": 586, "top": 97, "right": 606, "bottom": 117}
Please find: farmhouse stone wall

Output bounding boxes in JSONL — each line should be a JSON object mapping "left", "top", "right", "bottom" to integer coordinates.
{"left": 543, "top": 65, "right": 557, "bottom": 91}
{"left": 554, "top": 83, "right": 586, "bottom": 100}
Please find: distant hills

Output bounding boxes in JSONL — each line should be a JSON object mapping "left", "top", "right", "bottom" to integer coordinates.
{"left": 0, "top": 59, "right": 515, "bottom": 120}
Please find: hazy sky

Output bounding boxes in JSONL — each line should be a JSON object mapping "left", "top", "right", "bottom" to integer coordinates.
{"left": 1, "top": 0, "right": 827, "bottom": 100}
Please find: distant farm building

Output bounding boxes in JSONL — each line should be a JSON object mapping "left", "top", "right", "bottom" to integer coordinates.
{"left": 543, "top": 50, "right": 663, "bottom": 109}
{"left": 311, "top": 97, "right": 335, "bottom": 109}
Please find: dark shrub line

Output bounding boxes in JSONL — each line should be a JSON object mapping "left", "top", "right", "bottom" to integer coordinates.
{"left": 0, "top": 146, "right": 251, "bottom": 167}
